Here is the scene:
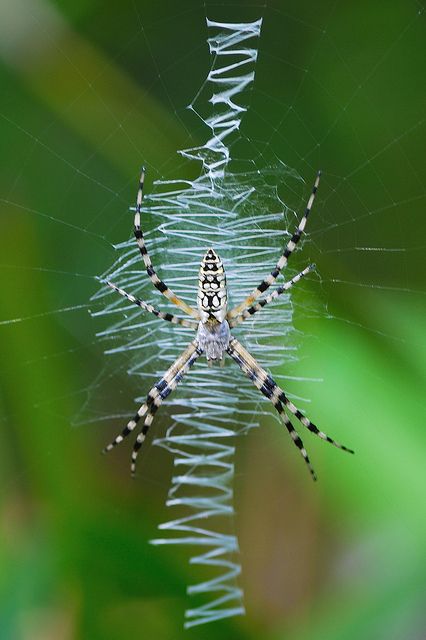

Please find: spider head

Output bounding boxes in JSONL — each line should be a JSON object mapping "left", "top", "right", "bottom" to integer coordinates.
{"left": 197, "top": 248, "right": 227, "bottom": 323}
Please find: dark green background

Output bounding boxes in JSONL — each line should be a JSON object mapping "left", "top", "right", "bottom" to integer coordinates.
{"left": 0, "top": 1, "right": 425, "bottom": 638}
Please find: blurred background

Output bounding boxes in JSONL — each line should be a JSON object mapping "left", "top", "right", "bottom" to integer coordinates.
{"left": 0, "top": 0, "right": 425, "bottom": 638}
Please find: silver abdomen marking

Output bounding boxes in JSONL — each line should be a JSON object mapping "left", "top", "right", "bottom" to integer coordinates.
{"left": 197, "top": 248, "right": 228, "bottom": 323}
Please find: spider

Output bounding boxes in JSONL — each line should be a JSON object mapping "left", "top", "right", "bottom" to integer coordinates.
{"left": 103, "top": 168, "right": 354, "bottom": 480}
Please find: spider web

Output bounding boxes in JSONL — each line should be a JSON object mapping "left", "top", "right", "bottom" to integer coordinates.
{"left": 0, "top": 0, "right": 425, "bottom": 635}
{"left": 88, "top": 19, "right": 306, "bottom": 626}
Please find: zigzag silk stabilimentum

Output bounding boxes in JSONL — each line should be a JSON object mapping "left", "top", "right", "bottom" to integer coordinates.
{"left": 93, "top": 18, "right": 304, "bottom": 628}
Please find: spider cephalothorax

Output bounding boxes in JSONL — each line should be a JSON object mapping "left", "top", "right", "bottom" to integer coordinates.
{"left": 104, "top": 168, "right": 353, "bottom": 479}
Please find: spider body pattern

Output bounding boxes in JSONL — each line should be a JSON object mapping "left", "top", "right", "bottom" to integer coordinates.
{"left": 103, "top": 168, "right": 354, "bottom": 480}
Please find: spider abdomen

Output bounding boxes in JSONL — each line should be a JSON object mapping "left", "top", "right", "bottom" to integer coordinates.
{"left": 197, "top": 248, "right": 227, "bottom": 322}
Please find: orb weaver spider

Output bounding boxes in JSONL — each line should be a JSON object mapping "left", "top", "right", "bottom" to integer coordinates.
{"left": 103, "top": 169, "right": 353, "bottom": 480}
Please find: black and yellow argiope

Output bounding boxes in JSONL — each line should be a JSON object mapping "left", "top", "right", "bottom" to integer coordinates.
{"left": 103, "top": 169, "right": 354, "bottom": 480}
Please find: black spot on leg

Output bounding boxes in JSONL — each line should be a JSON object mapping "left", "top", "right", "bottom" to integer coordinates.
{"left": 264, "top": 374, "right": 276, "bottom": 390}
{"left": 142, "top": 423, "right": 151, "bottom": 436}
{"left": 131, "top": 412, "right": 143, "bottom": 425}
{"left": 293, "top": 434, "right": 303, "bottom": 450}
{"left": 133, "top": 439, "right": 143, "bottom": 453}
{"left": 260, "top": 382, "right": 273, "bottom": 397}
{"left": 155, "top": 379, "right": 168, "bottom": 394}
{"left": 273, "top": 400, "right": 284, "bottom": 414}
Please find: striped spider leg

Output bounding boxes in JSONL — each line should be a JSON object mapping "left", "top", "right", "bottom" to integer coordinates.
{"left": 133, "top": 168, "right": 199, "bottom": 320}
{"left": 228, "top": 263, "right": 315, "bottom": 328}
{"left": 103, "top": 340, "right": 203, "bottom": 475}
{"left": 104, "top": 170, "right": 353, "bottom": 479}
{"left": 104, "top": 280, "right": 198, "bottom": 329}
{"left": 226, "top": 338, "right": 354, "bottom": 480}
{"left": 228, "top": 170, "right": 321, "bottom": 320}
{"left": 103, "top": 247, "right": 228, "bottom": 474}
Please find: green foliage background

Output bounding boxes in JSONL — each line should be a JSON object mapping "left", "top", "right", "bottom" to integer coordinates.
{"left": 0, "top": 1, "right": 424, "bottom": 638}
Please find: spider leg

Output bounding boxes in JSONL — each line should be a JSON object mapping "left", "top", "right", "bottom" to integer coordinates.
{"left": 105, "top": 280, "right": 199, "bottom": 329}
{"left": 228, "top": 171, "right": 321, "bottom": 319}
{"left": 227, "top": 337, "right": 316, "bottom": 480}
{"left": 228, "top": 264, "right": 315, "bottom": 328}
{"left": 102, "top": 402, "right": 148, "bottom": 453}
{"left": 278, "top": 386, "right": 354, "bottom": 453}
{"left": 274, "top": 398, "right": 317, "bottom": 481}
{"left": 130, "top": 340, "right": 203, "bottom": 475}
{"left": 227, "top": 337, "right": 353, "bottom": 479}
{"left": 133, "top": 168, "right": 199, "bottom": 320}
{"left": 102, "top": 340, "right": 203, "bottom": 471}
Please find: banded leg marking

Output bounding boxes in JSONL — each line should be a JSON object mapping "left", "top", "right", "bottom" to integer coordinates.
{"left": 228, "top": 171, "right": 321, "bottom": 319}
{"left": 228, "top": 264, "right": 315, "bottom": 328}
{"left": 226, "top": 338, "right": 316, "bottom": 480}
{"left": 102, "top": 340, "right": 203, "bottom": 472}
{"left": 276, "top": 400, "right": 317, "bottom": 481}
{"left": 227, "top": 337, "right": 353, "bottom": 479}
{"left": 134, "top": 168, "right": 199, "bottom": 320}
{"left": 102, "top": 402, "right": 148, "bottom": 453}
{"left": 228, "top": 337, "right": 353, "bottom": 453}
{"left": 278, "top": 388, "right": 354, "bottom": 454}
{"left": 105, "top": 280, "right": 198, "bottom": 329}
{"left": 130, "top": 342, "right": 202, "bottom": 475}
